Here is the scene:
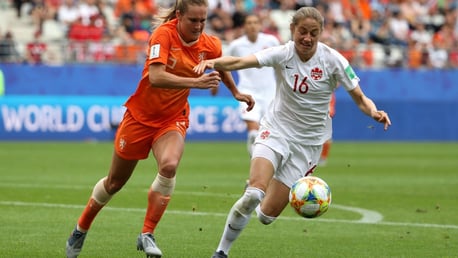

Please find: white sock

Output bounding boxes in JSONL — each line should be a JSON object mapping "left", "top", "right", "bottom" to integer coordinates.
{"left": 216, "top": 187, "right": 265, "bottom": 254}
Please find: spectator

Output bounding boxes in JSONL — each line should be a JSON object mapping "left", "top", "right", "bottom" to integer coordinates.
{"left": 406, "top": 39, "right": 428, "bottom": 69}
{"left": 57, "top": 0, "right": 80, "bottom": 36}
{"left": 208, "top": 0, "right": 235, "bottom": 15}
{"left": 26, "top": 32, "right": 47, "bottom": 64}
{"left": 29, "top": 0, "right": 57, "bottom": 35}
{"left": 327, "top": 0, "right": 347, "bottom": 26}
{"left": 350, "top": 9, "right": 371, "bottom": 43}
{"left": 448, "top": 43, "right": 458, "bottom": 68}
{"left": 409, "top": 21, "right": 433, "bottom": 46}
{"left": 207, "top": 1, "right": 235, "bottom": 41}
{"left": 269, "top": 0, "right": 296, "bottom": 43}
{"left": 231, "top": 0, "right": 249, "bottom": 40}
{"left": 427, "top": 37, "right": 449, "bottom": 68}
{"left": 369, "top": 9, "right": 392, "bottom": 45}
{"left": 387, "top": 8, "right": 409, "bottom": 46}
{"left": 96, "top": 0, "right": 117, "bottom": 36}
{"left": 115, "top": 0, "right": 156, "bottom": 35}
{"left": 77, "top": 0, "right": 100, "bottom": 26}
{"left": 399, "top": 0, "right": 431, "bottom": 26}
{"left": 12, "top": 0, "right": 27, "bottom": 18}
{"left": 0, "top": 31, "right": 22, "bottom": 63}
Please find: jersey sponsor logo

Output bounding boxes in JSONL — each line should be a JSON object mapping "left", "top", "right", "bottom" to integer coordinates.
{"left": 345, "top": 65, "right": 356, "bottom": 80}
{"left": 149, "top": 44, "right": 160, "bottom": 59}
{"left": 285, "top": 64, "right": 293, "bottom": 69}
{"left": 310, "top": 67, "right": 323, "bottom": 80}
{"left": 171, "top": 47, "right": 181, "bottom": 51}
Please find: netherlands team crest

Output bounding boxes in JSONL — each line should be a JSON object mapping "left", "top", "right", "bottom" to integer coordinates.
{"left": 310, "top": 67, "right": 323, "bottom": 80}
{"left": 198, "top": 52, "right": 206, "bottom": 62}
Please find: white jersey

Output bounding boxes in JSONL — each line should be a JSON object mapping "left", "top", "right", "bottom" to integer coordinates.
{"left": 255, "top": 41, "right": 359, "bottom": 145}
{"left": 226, "top": 33, "right": 280, "bottom": 100}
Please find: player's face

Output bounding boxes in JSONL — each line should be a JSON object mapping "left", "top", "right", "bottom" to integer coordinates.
{"left": 177, "top": 4, "right": 208, "bottom": 43}
{"left": 291, "top": 17, "right": 321, "bottom": 61}
{"left": 244, "top": 15, "right": 261, "bottom": 40}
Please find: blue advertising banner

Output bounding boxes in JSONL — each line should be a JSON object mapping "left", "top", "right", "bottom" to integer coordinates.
{"left": 0, "top": 96, "right": 246, "bottom": 141}
{"left": 1, "top": 64, "right": 457, "bottom": 141}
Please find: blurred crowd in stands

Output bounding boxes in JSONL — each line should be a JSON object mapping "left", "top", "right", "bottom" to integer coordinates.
{"left": 1, "top": 0, "right": 458, "bottom": 69}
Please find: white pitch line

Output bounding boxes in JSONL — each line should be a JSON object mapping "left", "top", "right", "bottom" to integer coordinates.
{"left": 0, "top": 182, "right": 382, "bottom": 223}
{"left": 1, "top": 201, "right": 458, "bottom": 230}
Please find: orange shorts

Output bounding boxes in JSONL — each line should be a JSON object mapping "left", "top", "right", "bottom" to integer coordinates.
{"left": 114, "top": 110, "right": 189, "bottom": 160}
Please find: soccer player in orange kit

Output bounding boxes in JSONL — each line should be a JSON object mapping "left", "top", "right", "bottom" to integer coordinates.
{"left": 65, "top": 1, "right": 254, "bottom": 257}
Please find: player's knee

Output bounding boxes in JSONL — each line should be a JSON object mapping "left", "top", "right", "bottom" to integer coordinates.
{"left": 104, "top": 176, "right": 126, "bottom": 194}
{"left": 256, "top": 205, "right": 277, "bottom": 225}
{"left": 158, "top": 159, "right": 179, "bottom": 177}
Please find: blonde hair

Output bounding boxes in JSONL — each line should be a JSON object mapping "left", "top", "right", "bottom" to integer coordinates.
{"left": 291, "top": 7, "right": 324, "bottom": 30}
{"left": 152, "top": 0, "right": 209, "bottom": 28}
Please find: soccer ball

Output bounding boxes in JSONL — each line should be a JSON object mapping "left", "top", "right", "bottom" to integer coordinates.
{"left": 289, "top": 176, "right": 332, "bottom": 218}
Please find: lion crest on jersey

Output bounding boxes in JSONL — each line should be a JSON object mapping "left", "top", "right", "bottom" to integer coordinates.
{"left": 310, "top": 67, "right": 323, "bottom": 80}
{"left": 198, "top": 52, "right": 206, "bottom": 62}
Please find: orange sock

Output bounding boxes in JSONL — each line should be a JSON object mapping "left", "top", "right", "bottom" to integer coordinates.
{"left": 320, "top": 140, "right": 332, "bottom": 161}
{"left": 142, "top": 190, "right": 171, "bottom": 234}
{"left": 77, "top": 198, "right": 104, "bottom": 231}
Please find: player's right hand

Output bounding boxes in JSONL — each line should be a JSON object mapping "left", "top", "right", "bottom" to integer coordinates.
{"left": 195, "top": 70, "right": 220, "bottom": 90}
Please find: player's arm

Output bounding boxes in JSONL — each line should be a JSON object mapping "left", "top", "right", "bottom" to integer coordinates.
{"left": 219, "top": 70, "right": 255, "bottom": 111}
{"left": 148, "top": 63, "right": 221, "bottom": 90}
{"left": 193, "top": 54, "right": 260, "bottom": 74}
{"left": 348, "top": 85, "right": 391, "bottom": 130}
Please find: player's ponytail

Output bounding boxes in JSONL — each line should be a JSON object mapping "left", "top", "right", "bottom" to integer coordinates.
{"left": 151, "top": 0, "right": 209, "bottom": 29}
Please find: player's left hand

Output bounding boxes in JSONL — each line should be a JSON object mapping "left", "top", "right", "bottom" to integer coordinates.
{"left": 373, "top": 110, "right": 391, "bottom": 131}
{"left": 193, "top": 60, "right": 215, "bottom": 74}
{"left": 235, "top": 93, "right": 255, "bottom": 111}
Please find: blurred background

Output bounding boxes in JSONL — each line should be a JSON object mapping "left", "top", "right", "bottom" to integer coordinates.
{"left": 0, "top": 0, "right": 457, "bottom": 141}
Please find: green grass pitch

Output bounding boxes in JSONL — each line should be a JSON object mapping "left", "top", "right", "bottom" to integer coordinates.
{"left": 0, "top": 141, "right": 457, "bottom": 257}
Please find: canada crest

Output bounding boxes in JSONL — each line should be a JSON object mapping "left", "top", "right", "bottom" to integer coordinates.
{"left": 260, "top": 130, "right": 270, "bottom": 140}
{"left": 310, "top": 67, "right": 323, "bottom": 80}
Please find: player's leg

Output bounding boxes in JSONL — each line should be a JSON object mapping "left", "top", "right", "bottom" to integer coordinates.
{"left": 256, "top": 178, "right": 290, "bottom": 224}
{"left": 66, "top": 153, "right": 138, "bottom": 258}
{"left": 66, "top": 110, "right": 148, "bottom": 258}
{"left": 213, "top": 145, "right": 278, "bottom": 257}
{"left": 319, "top": 139, "right": 332, "bottom": 166}
{"left": 239, "top": 100, "right": 261, "bottom": 157}
{"left": 138, "top": 129, "right": 185, "bottom": 257}
{"left": 245, "top": 120, "right": 260, "bottom": 157}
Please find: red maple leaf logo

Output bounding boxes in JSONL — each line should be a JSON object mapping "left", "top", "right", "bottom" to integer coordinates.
{"left": 260, "top": 130, "right": 270, "bottom": 140}
{"left": 311, "top": 67, "right": 323, "bottom": 80}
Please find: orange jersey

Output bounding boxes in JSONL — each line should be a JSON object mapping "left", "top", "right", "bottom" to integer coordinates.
{"left": 124, "top": 19, "right": 222, "bottom": 128}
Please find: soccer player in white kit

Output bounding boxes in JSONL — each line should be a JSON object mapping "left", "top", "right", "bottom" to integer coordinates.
{"left": 194, "top": 7, "right": 391, "bottom": 258}
{"left": 226, "top": 13, "right": 280, "bottom": 156}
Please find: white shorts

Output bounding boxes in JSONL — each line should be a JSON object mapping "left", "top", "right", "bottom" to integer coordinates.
{"left": 238, "top": 91, "right": 273, "bottom": 123}
{"left": 252, "top": 127, "right": 322, "bottom": 188}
